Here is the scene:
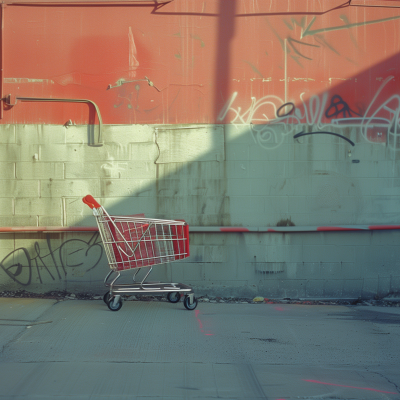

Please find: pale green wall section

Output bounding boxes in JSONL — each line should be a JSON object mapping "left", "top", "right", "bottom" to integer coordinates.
{"left": 0, "top": 123, "right": 399, "bottom": 298}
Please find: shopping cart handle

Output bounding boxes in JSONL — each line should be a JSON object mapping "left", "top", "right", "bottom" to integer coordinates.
{"left": 82, "top": 195, "right": 102, "bottom": 209}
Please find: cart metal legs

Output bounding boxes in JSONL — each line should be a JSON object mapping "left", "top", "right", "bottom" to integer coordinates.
{"left": 102, "top": 266, "right": 198, "bottom": 311}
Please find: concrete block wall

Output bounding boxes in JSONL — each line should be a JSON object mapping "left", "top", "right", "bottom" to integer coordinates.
{"left": 1, "top": 123, "right": 400, "bottom": 299}
{"left": 225, "top": 124, "right": 400, "bottom": 227}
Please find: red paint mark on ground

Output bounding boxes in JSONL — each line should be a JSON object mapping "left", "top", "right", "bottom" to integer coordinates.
{"left": 195, "top": 309, "right": 214, "bottom": 336}
{"left": 274, "top": 306, "right": 285, "bottom": 311}
{"left": 303, "top": 379, "right": 397, "bottom": 394}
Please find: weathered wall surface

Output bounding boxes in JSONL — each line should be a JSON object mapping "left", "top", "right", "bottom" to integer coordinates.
{"left": 2, "top": 228, "right": 400, "bottom": 299}
{"left": 1, "top": 122, "right": 400, "bottom": 298}
{"left": 1, "top": 0, "right": 400, "bottom": 298}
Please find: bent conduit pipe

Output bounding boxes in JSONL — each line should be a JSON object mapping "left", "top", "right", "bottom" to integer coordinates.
{"left": 7, "top": 96, "right": 103, "bottom": 145}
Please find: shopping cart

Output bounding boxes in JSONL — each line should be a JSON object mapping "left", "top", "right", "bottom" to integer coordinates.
{"left": 82, "top": 195, "right": 197, "bottom": 311}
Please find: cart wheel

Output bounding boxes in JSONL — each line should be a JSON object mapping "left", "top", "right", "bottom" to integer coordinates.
{"left": 183, "top": 295, "right": 198, "bottom": 311}
{"left": 167, "top": 292, "right": 181, "bottom": 303}
{"left": 103, "top": 292, "right": 111, "bottom": 304}
{"left": 107, "top": 297, "right": 123, "bottom": 311}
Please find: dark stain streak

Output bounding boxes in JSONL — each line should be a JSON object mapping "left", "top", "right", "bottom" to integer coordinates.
{"left": 330, "top": 310, "right": 400, "bottom": 325}
{"left": 340, "top": 14, "right": 359, "bottom": 49}
{"left": 290, "top": 54, "right": 304, "bottom": 67}
{"left": 283, "top": 19, "right": 294, "bottom": 30}
{"left": 143, "top": 104, "right": 162, "bottom": 113}
{"left": 243, "top": 61, "right": 264, "bottom": 78}
{"left": 277, "top": 218, "right": 295, "bottom": 227}
{"left": 287, "top": 36, "right": 320, "bottom": 61}
{"left": 168, "top": 89, "right": 181, "bottom": 111}
{"left": 314, "top": 35, "right": 340, "bottom": 56}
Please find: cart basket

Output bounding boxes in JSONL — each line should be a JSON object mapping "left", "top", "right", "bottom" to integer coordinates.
{"left": 83, "top": 195, "right": 190, "bottom": 271}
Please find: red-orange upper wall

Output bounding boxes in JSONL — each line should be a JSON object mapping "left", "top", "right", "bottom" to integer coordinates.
{"left": 1, "top": 0, "right": 400, "bottom": 125}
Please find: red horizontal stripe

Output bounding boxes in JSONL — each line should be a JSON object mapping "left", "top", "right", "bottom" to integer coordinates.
{"left": 369, "top": 225, "right": 400, "bottom": 230}
{"left": 317, "top": 227, "right": 363, "bottom": 231}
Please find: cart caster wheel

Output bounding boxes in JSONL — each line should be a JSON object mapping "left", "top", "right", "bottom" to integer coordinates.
{"left": 103, "top": 292, "right": 111, "bottom": 304}
{"left": 183, "top": 295, "right": 198, "bottom": 311}
{"left": 107, "top": 297, "right": 123, "bottom": 311}
{"left": 167, "top": 292, "right": 181, "bottom": 303}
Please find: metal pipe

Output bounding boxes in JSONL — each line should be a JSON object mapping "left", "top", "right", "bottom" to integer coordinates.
{"left": 6, "top": 96, "right": 103, "bottom": 145}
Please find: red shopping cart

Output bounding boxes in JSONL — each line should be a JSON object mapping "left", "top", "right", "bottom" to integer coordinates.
{"left": 82, "top": 195, "right": 197, "bottom": 311}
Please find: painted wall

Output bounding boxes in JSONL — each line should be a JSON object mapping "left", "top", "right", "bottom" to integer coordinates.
{"left": 1, "top": 0, "right": 400, "bottom": 298}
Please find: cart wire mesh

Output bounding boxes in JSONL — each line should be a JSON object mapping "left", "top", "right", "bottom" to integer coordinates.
{"left": 95, "top": 207, "right": 189, "bottom": 271}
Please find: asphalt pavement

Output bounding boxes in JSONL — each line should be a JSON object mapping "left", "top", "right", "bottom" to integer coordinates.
{"left": 0, "top": 296, "right": 399, "bottom": 400}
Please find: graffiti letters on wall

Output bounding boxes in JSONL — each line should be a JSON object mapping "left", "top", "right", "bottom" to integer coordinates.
{"left": 219, "top": 77, "right": 398, "bottom": 150}
{"left": 0, "top": 233, "right": 103, "bottom": 286}
{"left": 269, "top": 14, "right": 400, "bottom": 67}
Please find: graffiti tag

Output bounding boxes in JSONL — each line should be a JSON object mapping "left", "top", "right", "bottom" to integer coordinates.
{"left": 219, "top": 76, "right": 398, "bottom": 150}
{"left": 0, "top": 233, "right": 103, "bottom": 286}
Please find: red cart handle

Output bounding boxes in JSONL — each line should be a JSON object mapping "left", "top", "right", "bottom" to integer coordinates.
{"left": 82, "top": 195, "right": 101, "bottom": 209}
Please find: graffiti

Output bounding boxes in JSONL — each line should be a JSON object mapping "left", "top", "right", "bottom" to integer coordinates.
{"left": 325, "top": 95, "right": 362, "bottom": 119}
{"left": 286, "top": 36, "right": 320, "bottom": 62}
{"left": 276, "top": 102, "right": 295, "bottom": 118}
{"left": 218, "top": 90, "right": 331, "bottom": 149}
{"left": 268, "top": 17, "right": 334, "bottom": 66}
{"left": 0, "top": 233, "right": 103, "bottom": 286}
{"left": 220, "top": 76, "right": 399, "bottom": 150}
{"left": 293, "top": 131, "right": 355, "bottom": 147}
{"left": 269, "top": 14, "right": 400, "bottom": 67}
{"left": 302, "top": 15, "right": 400, "bottom": 39}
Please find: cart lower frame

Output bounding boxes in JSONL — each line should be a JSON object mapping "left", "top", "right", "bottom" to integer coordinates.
{"left": 103, "top": 265, "right": 197, "bottom": 311}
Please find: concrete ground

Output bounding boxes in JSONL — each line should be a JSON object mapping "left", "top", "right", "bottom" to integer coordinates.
{"left": 0, "top": 297, "right": 399, "bottom": 400}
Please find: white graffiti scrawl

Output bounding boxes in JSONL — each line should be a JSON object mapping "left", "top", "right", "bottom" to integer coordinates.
{"left": 219, "top": 76, "right": 400, "bottom": 150}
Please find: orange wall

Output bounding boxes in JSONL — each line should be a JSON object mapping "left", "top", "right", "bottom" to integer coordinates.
{"left": 1, "top": 0, "right": 400, "bottom": 126}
